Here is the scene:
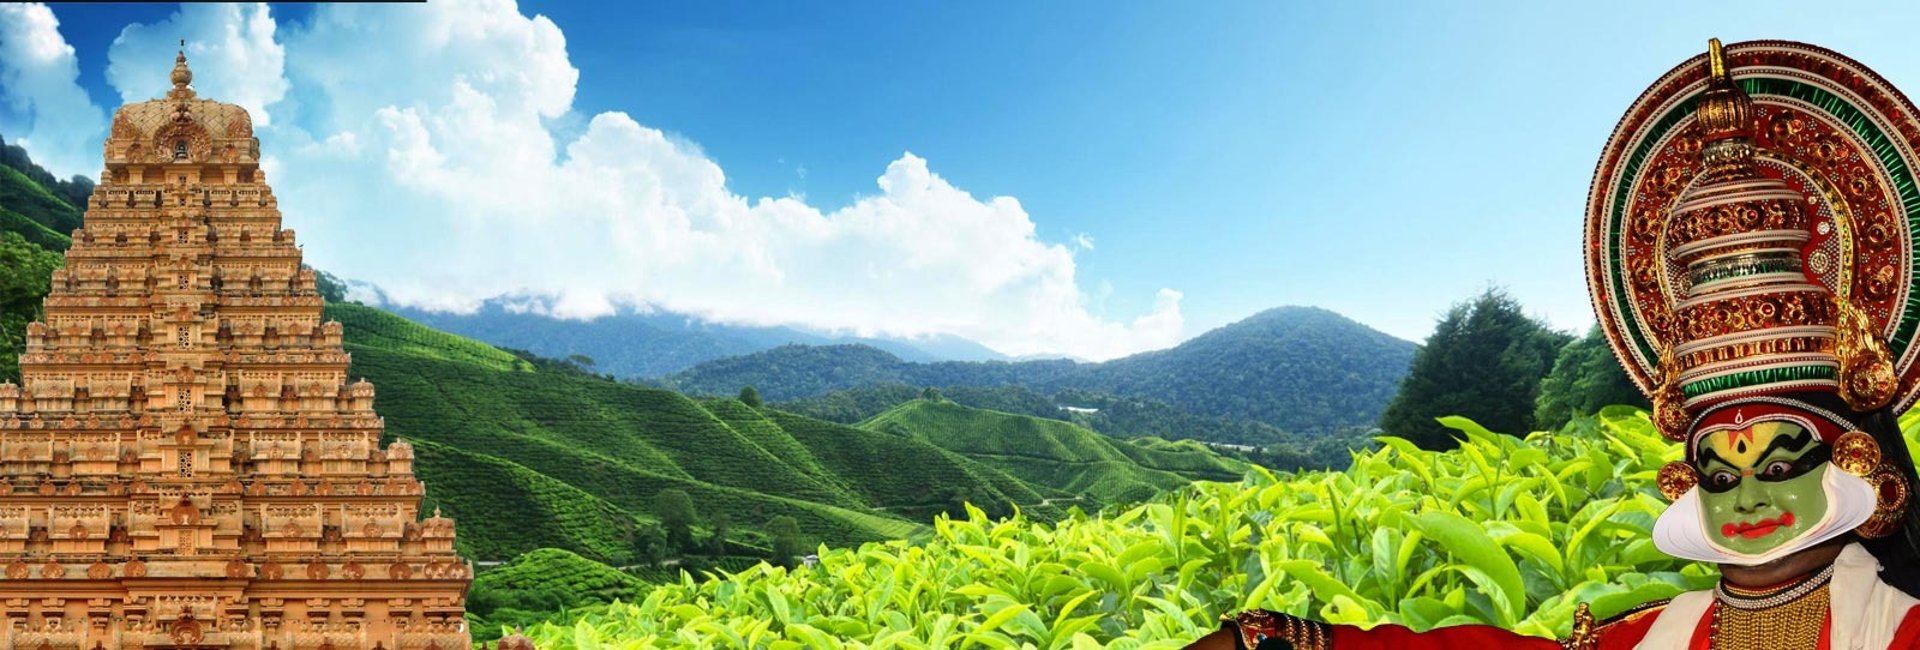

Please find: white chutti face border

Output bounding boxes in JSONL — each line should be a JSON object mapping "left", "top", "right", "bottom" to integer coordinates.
{"left": 1653, "top": 466, "right": 1876, "bottom": 566}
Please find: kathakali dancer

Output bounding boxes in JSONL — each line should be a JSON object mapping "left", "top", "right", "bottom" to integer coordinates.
{"left": 1187, "top": 39, "right": 1920, "bottom": 649}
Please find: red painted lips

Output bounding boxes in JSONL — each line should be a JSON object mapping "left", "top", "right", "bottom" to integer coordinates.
{"left": 1720, "top": 511, "right": 1797, "bottom": 539}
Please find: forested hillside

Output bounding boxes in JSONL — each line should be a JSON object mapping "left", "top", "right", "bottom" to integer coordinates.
{"left": 0, "top": 135, "right": 94, "bottom": 214}
{"left": 337, "top": 303, "right": 965, "bottom": 562}
{"left": 0, "top": 138, "right": 83, "bottom": 383}
{"left": 332, "top": 303, "right": 1248, "bottom": 564}
{"left": 669, "top": 306, "right": 1416, "bottom": 436}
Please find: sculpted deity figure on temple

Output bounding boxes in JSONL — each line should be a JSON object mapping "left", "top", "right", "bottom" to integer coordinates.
{"left": 1187, "top": 39, "right": 1920, "bottom": 650}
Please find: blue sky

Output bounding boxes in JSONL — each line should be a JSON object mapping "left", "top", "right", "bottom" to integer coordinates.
{"left": 2, "top": 2, "right": 1915, "bottom": 358}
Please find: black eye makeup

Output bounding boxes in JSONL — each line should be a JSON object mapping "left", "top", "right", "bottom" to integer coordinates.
{"left": 1767, "top": 443, "right": 1832, "bottom": 482}
{"left": 1694, "top": 428, "right": 1824, "bottom": 493}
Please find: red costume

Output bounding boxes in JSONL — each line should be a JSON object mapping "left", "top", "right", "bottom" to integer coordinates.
{"left": 1229, "top": 547, "right": 1920, "bottom": 649}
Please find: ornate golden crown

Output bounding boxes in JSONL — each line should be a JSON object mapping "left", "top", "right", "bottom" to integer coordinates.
{"left": 1586, "top": 40, "right": 1920, "bottom": 440}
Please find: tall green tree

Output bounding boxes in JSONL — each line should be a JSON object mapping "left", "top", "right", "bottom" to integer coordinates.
{"left": 706, "top": 513, "right": 731, "bottom": 556}
{"left": 635, "top": 524, "right": 667, "bottom": 568}
{"left": 1378, "top": 288, "right": 1572, "bottom": 449}
{"left": 652, "top": 489, "right": 698, "bottom": 555}
{"left": 0, "top": 232, "right": 61, "bottom": 383}
{"left": 766, "top": 515, "right": 806, "bottom": 568}
{"left": 1534, "top": 324, "right": 1650, "bottom": 430}
{"left": 738, "top": 385, "right": 762, "bottom": 408}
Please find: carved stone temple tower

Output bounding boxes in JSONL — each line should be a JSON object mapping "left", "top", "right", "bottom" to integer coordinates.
{"left": 0, "top": 52, "right": 471, "bottom": 649}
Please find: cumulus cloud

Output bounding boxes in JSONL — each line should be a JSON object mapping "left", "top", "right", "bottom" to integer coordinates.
{"left": 97, "top": 0, "right": 1183, "bottom": 360}
{"left": 0, "top": 4, "right": 105, "bottom": 179}
{"left": 106, "top": 3, "right": 286, "bottom": 125}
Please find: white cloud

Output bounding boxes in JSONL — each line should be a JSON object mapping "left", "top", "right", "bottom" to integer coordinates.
{"left": 0, "top": 4, "right": 104, "bottom": 179}
{"left": 97, "top": 0, "right": 1183, "bottom": 361}
{"left": 106, "top": 3, "right": 286, "bottom": 125}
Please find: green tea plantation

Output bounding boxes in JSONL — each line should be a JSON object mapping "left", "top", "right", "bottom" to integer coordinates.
{"left": 504, "top": 405, "right": 1901, "bottom": 648}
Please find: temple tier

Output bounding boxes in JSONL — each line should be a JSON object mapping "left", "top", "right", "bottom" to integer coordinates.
{"left": 0, "top": 51, "right": 471, "bottom": 650}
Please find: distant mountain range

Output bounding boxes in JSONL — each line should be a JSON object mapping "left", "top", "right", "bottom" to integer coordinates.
{"left": 667, "top": 306, "right": 1418, "bottom": 435}
{"left": 379, "top": 299, "right": 1007, "bottom": 377}
{"left": 333, "top": 256, "right": 1417, "bottom": 438}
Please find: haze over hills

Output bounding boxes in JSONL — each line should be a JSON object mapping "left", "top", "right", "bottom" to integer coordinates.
{"left": 668, "top": 306, "right": 1419, "bottom": 435}
{"left": 378, "top": 298, "right": 1008, "bottom": 378}
{"left": 335, "top": 266, "right": 1419, "bottom": 441}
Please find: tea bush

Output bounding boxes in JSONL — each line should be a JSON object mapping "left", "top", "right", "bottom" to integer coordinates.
{"left": 519, "top": 406, "right": 1787, "bottom": 648}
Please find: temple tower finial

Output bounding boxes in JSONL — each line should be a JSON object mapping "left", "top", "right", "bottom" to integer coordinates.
{"left": 169, "top": 44, "right": 194, "bottom": 99}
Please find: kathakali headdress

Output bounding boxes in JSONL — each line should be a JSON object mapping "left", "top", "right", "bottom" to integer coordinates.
{"left": 1586, "top": 40, "right": 1920, "bottom": 566}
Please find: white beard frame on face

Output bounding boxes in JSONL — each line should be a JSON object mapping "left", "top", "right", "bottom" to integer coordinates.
{"left": 1653, "top": 463, "right": 1877, "bottom": 566}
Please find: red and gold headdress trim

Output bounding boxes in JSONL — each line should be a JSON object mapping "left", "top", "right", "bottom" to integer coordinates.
{"left": 1586, "top": 39, "right": 1920, "bottom": 439}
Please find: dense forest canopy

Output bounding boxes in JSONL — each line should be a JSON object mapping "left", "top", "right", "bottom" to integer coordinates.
{"left": 0, "top": 140, "right": 80, "bottom": 384}
{"left": 1534, "top": 324, "right": 1649, "bottom": 431}
{"left": 1378, "top": 288, "right": 1573, "bottom": 449}
{"left": 0, "top": 232, "right": 62, "bottom": 383}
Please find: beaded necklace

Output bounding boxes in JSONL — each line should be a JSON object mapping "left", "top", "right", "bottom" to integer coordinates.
{"left": 1710, "top": 564, "right": 1834, "bottom": 650}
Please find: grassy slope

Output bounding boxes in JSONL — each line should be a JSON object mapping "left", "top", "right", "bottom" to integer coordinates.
{"left": 411, "top": 440, "right": 643, "bottom": 563}
{"left": 473, "top": 547, "right": 651, "bottom": 604}
{"left": 466, "top": 547, "right": 655, "bottom": 640}
{"left": 331, "top": 304, "right": 1034, "bottom": 561}
{"left": 340, "top": 306, "right": 532, "bottom": 372}
{"left": 0, "top": 204, "right": 69, "bottom": 252}
{"left": 335, "top": 304, "right": 928, "bottom": 558}
{"left": 342, "top": 303, "right": 1244, "bottom": 561}
{"left": 0, "top": 165, "right": 80, "bottom": 237}
{"left": 859, "top": 399, "right": 1250, "bottom": 506}
{"left": 762, "top": 409, "right": 1063, "bottom": 521}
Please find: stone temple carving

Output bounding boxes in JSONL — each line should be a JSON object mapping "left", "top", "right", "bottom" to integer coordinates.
{"left": 0, "top": 51, "right": 471, "bottom": 649}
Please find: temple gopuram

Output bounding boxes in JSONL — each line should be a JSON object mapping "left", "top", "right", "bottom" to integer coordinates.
{"left": 0, "top": 51, "right": 471, "bottom": 650}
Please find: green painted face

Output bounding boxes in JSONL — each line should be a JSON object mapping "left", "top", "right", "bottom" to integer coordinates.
{"left": 1695, "top": 420, "right": 1832, "bottom": 555}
